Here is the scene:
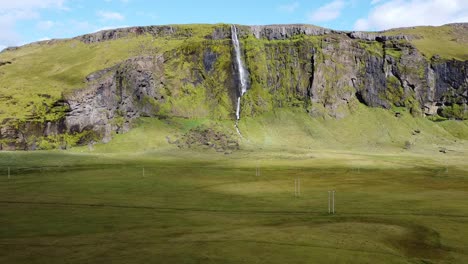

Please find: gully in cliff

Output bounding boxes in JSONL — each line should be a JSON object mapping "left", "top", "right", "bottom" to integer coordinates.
{"left": 231, "top": 25, "right": 249, "bottom": 136}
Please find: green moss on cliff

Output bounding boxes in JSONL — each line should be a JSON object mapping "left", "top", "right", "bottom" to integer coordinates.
{"left": 383, "top": 75, "right": 423, "bottom": 117}
{"left": 385, "top": 47, "right": 403, "bottom": 60}
{"left": 241, "top": 35, "right": 320, "bottom": 116}
{"left": 161, "top": 39, "right": 233, "bottom": 119}
{"left": 441, "top": 104, "right": 468, "bottom": 120}
{"left": 385, "top": 75, "right": 405, "bottom": 104}
{"left": 25, "top": 130, "right": 98, "bottom": 150}
{"left": 358, "top": 41, "right": 383, "bottom": 58}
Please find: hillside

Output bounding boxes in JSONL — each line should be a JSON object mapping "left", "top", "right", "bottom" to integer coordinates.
{"left": 0, "top": 23, "right": 467, "bottom": 150}
{"left": 1, "top": 22, "right": 468, "bottom": 264}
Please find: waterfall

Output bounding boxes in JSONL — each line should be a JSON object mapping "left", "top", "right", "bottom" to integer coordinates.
{"left": 236, "top": 97, "right": 241, "bottom": 120}
{"left": 231, "top": 25, "right": 248, "bottom": 121}
{"left": 231, "top": 25, "right": 248, "bottom": 137}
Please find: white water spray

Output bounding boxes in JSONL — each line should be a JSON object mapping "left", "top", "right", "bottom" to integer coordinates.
{"left": 231, "top": 25, "right": 248, "bottom": 121}
{"left": 231, "top": 25, "right": 248, "bottom": 136}
{"left": 236, "top": 97, "right": 241, "bottom": 120}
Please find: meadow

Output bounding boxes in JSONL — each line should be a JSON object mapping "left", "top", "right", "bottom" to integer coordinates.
{"left": 1, "top": 108, "right": 467, "bottom": 263}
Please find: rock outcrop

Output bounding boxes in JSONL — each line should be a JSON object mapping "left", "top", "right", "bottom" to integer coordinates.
{"left": 65, "top": 55, "right": 169, "bottom": 143}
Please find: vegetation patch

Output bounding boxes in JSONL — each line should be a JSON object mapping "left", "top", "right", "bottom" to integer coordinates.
{"left": 358, "top": 40, "right": 383, "bottom": 58}
{"left": 33, "top": 130, "right": 99, "bottom": 150}
{"left": 440, "top": 104, "right": 468, "bottom": 120}
{"left": 168, "top": 124, "right": 239, "bottom": 154}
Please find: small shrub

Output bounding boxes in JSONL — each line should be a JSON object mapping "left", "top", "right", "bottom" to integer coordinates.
{"left": 404, "top": 140, "right": 412, "bottom": 150}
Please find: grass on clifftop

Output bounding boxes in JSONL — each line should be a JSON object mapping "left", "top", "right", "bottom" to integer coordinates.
{"left": 383, "top": 24, "right": 468, "bottom": 61}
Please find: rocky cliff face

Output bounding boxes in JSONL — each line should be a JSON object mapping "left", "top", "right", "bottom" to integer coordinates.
{"left": 65, "top": 56, "right": 163, "bottom": 143}
{"left": 0, "top": 24, "right": 467, "bottom": 150}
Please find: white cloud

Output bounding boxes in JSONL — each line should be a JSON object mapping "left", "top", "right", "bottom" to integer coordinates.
{"left": 0, "top": 0, "right": 68, "bottom": 47}
{"left": 354, "top": 0, "right": 468, "bottom": 31}
{"left": 0, "top": 0, "right": 67, "bottom": 10}
{"left": 0, "top": 9, "right": 40, "bottom": 46}
{"left": 38, "top": 37, "right": 51, "bottom": 41}
{"left": 94, "top": 25, "right": 129, "bottom": 32}
{"left": 136, "top": 11, "right": 158, "bottom": 20}
{"left": 36, "top": 20, "right": 55, "bottom": 30}
{"left": 370, "top": 0, "right": 383, "bottom": 4}
{"left": 70, "top": 20, "right": 93, "bottom": 31}
{"left": 308, "top": 0, "right": 346, "bottom": 22}
{"left": 103, "top": 0, "right": 130, "bottom": 2}
{"left": 97, "top": 11, "right": 125, "bottom": 21}
{"left": 0, "top": 45, "right": 6, "bottom": 52}
{"left": 278, "top": 2, "right": 300, "bottom": 13}
{"left": 354, "top": 18, "right": 369, "bottom": 31}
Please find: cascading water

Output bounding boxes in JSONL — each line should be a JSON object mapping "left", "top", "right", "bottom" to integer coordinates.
{"left": 231, "top": 25, "right": 248, "bottom": 136}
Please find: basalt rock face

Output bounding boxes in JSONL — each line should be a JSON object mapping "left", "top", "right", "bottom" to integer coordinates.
{"left": 242, "top": 30, "right": 467, "bottom": 119}
{"left": 249, "top": 24, "right": 333, "bottom": 40}
{"left": 76, "top": 26, "right": 179, "bottom": 44}
{"left": 0, "top": 24, "right": 467, "bottom": 149}
{"left": 65, "top": 56, "right": 165, "bottom": 143}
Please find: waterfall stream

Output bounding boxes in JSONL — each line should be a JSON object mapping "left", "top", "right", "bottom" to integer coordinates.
{"left": 231, "top": 25, "right": 248, "bottom": 136}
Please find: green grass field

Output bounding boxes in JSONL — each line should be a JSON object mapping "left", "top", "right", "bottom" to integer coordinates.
{"left": 1, "top": 108, "right": 467, "bottom": 264}
{"left": 0, "top": 150, "right": 467, "bottom": 263}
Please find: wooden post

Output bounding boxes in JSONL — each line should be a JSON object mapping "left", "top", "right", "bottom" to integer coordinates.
{"left": 298, "top": 178, "right": 300, "bottom": 196}
{"left": 294, "top": 179, "right": 296, "bottom": 197}
{"left": 332, "top": 191, "right": 335, "bottom": 214}
{"left": 294, "top": 179, "right": 297, "bottom": 197}
{"left": 294, "top": 178, "right": 301, "bottom": 197}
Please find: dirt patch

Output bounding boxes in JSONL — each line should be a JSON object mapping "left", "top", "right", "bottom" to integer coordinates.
{"left": 0, "top": 60, "right": 12, "bottom": 67}
{"left": 389, "top": 223, "right": 448, "bottom": 261}
{"left": 167, "top": 125, "right": 239, "bottom": 154}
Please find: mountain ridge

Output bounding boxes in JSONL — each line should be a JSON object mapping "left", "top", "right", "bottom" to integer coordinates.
{"left": 0, "top": 23, "right": 466, "bottom": 150}
{"left": 3, "top": 22, "right": 467, "bottom": 48}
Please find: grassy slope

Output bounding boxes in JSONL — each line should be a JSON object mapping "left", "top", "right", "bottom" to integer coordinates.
{"left": 240, "top": 106, "right": 468, "bottom": 153}
{"left": 0, "top": 25, "right": 215, "bottom": 120}
{"left": 383, "top": 24, "right": 468, "bottom": 61}
{"left": 81, "top": 105, "right": 468, "bottom": 157}
{"left": 0, "top": 38, "right": 139, "bottom": 119}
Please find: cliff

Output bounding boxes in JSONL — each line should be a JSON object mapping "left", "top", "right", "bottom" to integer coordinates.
{"left": 0, "top": 23, "right": 467, "bottom": 150}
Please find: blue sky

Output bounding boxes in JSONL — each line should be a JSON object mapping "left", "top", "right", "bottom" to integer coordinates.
{"left": 1, "top": 0, "right": 467, "bottom": 50}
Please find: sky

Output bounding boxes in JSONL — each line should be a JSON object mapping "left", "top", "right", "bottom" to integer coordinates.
{"left": 1, "top": 0, "right": 467, "bottom": 50}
